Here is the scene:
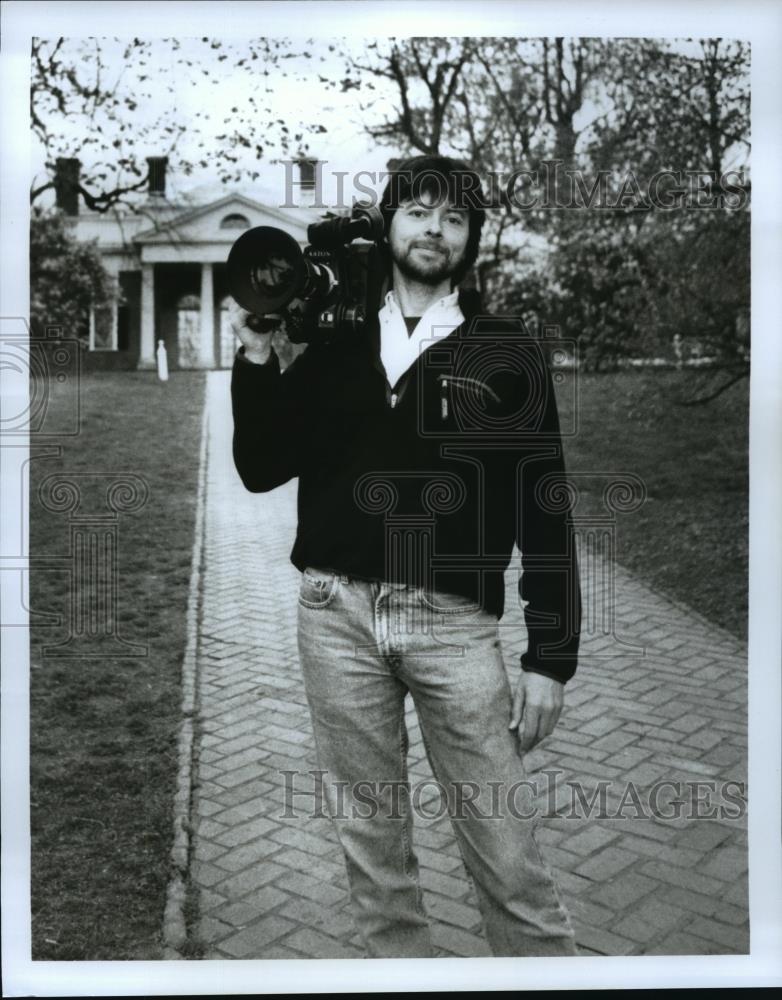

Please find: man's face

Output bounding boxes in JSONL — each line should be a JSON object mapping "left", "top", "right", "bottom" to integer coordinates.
{"left": 387, "top": 190, "right": 470, "bottom": 286}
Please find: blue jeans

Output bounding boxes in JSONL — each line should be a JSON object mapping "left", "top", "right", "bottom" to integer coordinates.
{"left": 296, "top": 567, "right": 577, "bottom": 958}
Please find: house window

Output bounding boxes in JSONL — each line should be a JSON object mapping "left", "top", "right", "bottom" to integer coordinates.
{"left": 220, "top": 213, "right": 251, "bottom": 230}
{"left": 89, "top": 299, "right": 118, "bottom": 351}
{"left": 177, "top": 293, "right": 201, "bottom": 369}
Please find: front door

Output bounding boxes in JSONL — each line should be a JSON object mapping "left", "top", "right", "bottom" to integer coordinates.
{"left": 176, "top": 294, "right": 201, "bottom": 369}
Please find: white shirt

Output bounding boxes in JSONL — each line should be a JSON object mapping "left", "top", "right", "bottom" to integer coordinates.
{"left": 378, "top": 288, "right": 464, "bottom": 390}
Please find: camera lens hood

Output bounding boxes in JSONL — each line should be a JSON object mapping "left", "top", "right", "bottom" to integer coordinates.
{"left": 227, "top": 226, "right": 306, "bottom": 314}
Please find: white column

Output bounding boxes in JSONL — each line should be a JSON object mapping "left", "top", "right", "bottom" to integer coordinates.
{"left": 138, "top": 262, "right": 155, "bottom": 369}
{"left": 199, "top": 262, "right": 215, "bottom": 369}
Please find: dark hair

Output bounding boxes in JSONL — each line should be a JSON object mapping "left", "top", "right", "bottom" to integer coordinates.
{"left": 379, "top": 155, "right": 487, "bottom": 286}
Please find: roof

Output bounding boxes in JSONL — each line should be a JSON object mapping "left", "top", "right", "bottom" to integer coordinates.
{"left": 133, "top": 191, "right": 321, "bottom": 244}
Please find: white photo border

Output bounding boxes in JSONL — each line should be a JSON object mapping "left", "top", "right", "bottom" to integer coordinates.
{"left": 2, "top": 0, "right": 780, "bottom": 993}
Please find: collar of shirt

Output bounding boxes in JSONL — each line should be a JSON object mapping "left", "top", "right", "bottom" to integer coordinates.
{"left": 377, "top": 288, "right": 464, "bottom": 390}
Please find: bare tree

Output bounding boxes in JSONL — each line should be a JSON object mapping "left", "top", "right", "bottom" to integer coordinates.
{"left": 30, "top": 36, "right": 327, "bottom": 213}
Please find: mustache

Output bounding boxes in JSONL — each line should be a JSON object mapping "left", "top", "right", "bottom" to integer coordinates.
{"left": 411, "top": 241, "right": 448, "bottom": 253}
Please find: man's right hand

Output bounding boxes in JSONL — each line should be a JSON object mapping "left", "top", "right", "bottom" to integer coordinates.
{"left": 228, "top": 298, "right": 283, "bottom": 365}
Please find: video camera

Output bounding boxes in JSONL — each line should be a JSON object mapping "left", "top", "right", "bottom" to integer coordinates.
{"left": 226, "top": 202, "right": 385, "bottom": 344}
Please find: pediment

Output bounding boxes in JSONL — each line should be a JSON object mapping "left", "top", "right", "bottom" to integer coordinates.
{"left": 133, "top": 193, "right": 312, "bottom": 245}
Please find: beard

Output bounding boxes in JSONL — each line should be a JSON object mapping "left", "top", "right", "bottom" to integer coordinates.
{"left": 392, "top": 243, "right": 464, "bottom": 286}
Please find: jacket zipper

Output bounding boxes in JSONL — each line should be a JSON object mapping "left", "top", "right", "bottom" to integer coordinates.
{"left": 387, "top": 372, "right": 412, "bottom": 409}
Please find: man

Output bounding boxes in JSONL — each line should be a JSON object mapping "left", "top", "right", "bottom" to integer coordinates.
{"left": 230, "top": 155, "right": 581, "bottom": 958}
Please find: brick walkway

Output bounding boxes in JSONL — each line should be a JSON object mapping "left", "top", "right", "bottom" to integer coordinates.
{"left": 188, "top": 371, "right": 748, "bottom": 959}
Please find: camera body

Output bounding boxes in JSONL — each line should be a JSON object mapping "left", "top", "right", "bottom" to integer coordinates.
{"left": 293, "top": 232, "right": 384, "bottom": 345}
{"left": 227, "top": 203, "right": 385, "bottom": 345}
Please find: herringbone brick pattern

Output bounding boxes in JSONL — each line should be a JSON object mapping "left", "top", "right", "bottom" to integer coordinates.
{"left": 189, "top": 371, "right": 748, "bottom": 959}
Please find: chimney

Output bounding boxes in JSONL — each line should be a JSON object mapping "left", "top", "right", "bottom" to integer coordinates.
{"left": 146, "top": 156, "right": 168, "bottom": 198}
{"left": 54, "top": 158, "right": 81, "bottom": 216}
{"left": 290, "top": 157, "right": 325, "bottom": 209}
{"left": 297, "top": 158, "right": 317, "bottom": 191}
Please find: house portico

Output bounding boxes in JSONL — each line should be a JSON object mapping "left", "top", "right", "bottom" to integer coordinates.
{"left": 60, "top": 156, "right": 319, "bottom": 371}
{"left": 134, "top": 194, "right": 311, "bottom": 370}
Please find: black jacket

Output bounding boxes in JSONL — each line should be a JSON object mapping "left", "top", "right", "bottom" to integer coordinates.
{"left": 231, "top": 288, "right": 581, "bottom": 683}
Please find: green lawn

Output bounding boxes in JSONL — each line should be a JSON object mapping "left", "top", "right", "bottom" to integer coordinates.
{"left": 556, "top": 369, "right": 749, "bottom": 641}
{"left": 29, "top": 371, "right": 206, "bottom": 960}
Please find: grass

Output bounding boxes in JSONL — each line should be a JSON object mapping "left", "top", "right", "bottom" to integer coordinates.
{"left": 29, "top": 371, "right": 205, "bottom": 960}
{"left": 555, "top": 369, "right": 749, "bottom": 641}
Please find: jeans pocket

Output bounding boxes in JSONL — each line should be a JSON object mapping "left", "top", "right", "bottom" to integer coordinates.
{"left": 299, "top": 567, "right": 340, "bottom": 609}
{"left": 418, "top": 587, "right": 483, "bottom": 615}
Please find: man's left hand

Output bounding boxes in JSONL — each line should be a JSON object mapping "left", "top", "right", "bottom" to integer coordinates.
{"left": 509, "top": 671, "right": 565, "bottom": 753}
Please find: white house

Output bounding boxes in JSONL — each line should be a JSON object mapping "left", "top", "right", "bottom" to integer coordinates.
{"left": 57, "top": 156, "right": 320, "bottom": 370}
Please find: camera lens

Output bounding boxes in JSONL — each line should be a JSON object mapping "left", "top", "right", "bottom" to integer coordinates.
{"left": 249, "top": 252, "right": 297, "bottom": 300}
{"left": 227, "top": 227, "right": 306, "bottom": 314}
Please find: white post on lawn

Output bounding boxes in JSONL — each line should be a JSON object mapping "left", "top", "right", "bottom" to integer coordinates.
{"left": 156, "top": 339, "right": 169, "bottom": 381}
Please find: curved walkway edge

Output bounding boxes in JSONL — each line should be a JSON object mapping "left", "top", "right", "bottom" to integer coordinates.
{"left": 162, "top": 376, "right": 209, "bottom": 959}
